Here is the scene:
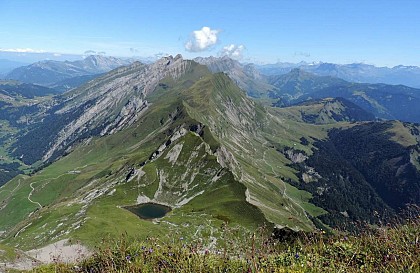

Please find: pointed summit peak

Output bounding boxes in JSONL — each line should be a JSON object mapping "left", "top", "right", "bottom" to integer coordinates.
{"left": 220, "top": 55, "right": 233, "bottom": 61}
{"left": 156, "top": 54, "right": 184, "bottom": 67}
{"left": 174, "top": 54, "right": 183, "bottom": 61}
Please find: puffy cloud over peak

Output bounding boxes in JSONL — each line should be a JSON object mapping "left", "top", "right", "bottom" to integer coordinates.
{"left": 220, "top": 44, "right": 245, "bottom": 59}
{"left": 185, "top": 27, "right": 220, "bottom": 52}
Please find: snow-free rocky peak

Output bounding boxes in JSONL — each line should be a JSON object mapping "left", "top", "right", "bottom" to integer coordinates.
{"left": 35, "top": 55, "right": 196, "bottom": 162}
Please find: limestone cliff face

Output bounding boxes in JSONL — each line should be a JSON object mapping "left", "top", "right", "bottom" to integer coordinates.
{"left": 42, "top": 55, "right": 193, "bottom": 161}
{"left": 194, "top": 56, "right": 274, "bottom": 97}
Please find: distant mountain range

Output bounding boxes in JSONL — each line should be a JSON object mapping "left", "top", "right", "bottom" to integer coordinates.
{"left": 268, "top": 68, "right": 420, "bottom": 123}
{"left": 268, "top": 69, "right": 346, "bottom": 100}
{"left": 4, "top": 55, "right": 420, "bottom": 96}
{"left": 0, "top": 59, "right": 28, "bottom": 78}
{"left": 5, "top": 55, "right": 132, "bottom": 88}
{"left": 258, "top": 62, "right": 420, "bottom": 88}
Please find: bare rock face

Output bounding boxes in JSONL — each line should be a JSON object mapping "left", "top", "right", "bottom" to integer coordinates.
{"left": 43, "top": 55, "right": 193, "bottom": 161}
{"left": 194, "top": 56, "right": 273, "bottom": 97}
{"left": 194, "top": 56, "right": 238, "bottom": 73}
{"left": 285, "top": 149, "right": 308, "bottom": 163}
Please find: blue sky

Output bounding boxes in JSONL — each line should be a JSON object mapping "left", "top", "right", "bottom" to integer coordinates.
{"left": 1, "top": 0, "right": 419, "bottom": 66}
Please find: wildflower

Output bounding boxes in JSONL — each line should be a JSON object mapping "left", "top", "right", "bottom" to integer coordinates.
{"left": 126, "top": 255, "right": 131, "bottom": 261}
{"left": 180, "top": 237, "right": 184, "bottom": 240}
{"left": 205, "top": 249, "right": 209, "bottom": 255}
{"left": 149, "top": 248, "right": 153, "bottom": 253}
{"left": 295, "top": 253, "right": 300, "bottom": 259}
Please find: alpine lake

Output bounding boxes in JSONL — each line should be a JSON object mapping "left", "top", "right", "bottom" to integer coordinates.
{"left": 124, "top": 203, "right": 172, "bottom": 220}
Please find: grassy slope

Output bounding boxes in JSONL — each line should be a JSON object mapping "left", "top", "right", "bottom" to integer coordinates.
{"left": 29, "top": 218, "right": 420, "bottom": 273}
{"left": 0, "top": 72, "right": 184, "bottom": 247}
{"left": 0, "top": 69, "right": 272, "bottom": 250}
{"left": 182, "top": 73, "right": 329, "bottom": 231}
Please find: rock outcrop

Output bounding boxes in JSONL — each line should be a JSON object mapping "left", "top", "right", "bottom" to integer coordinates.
{"left": 42, "top": 55, "right": 194, "bottom": 161}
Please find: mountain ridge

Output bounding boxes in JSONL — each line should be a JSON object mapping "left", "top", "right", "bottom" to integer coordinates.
{"left": 258, "top": 61, "right": 420, "bottom": 88}
{"left": 268, "top": 69, "right": 420, "bottom": 123}
{"left": 10, "top": 55, "right": 202, "bottom": 165}
{"left": 194, "top": 56, "right": 274, "bottom": 98}
{"left": 5, "top": 55, "right": 132, "bottom": 87}
{"left": 283, "top": 97, "right": 376, "bottom": 124}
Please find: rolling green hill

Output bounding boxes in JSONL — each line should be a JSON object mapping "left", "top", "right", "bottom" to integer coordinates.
{"left": 268, "top": 68, "right": 346, "bottom": 100}
{"left": 269, "top": 69, "right": 420, "bottom": 123}
{"left": 280, "top": 97, "right": 375, "bottom": 124}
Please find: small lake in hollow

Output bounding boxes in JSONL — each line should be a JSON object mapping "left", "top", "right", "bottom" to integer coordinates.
{"left": 124, "top": 203, "right": 171, "bottom": 220}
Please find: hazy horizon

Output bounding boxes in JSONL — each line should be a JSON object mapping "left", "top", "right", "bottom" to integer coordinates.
{"left": 1, "top": 0, "right": 419, "bottom": 67}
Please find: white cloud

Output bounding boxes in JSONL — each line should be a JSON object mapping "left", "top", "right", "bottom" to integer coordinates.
{"left": 83, "top": 50, "right": 105, "bottom": 56}
{"left": 0, "top": 48, "right": 46, "bottom": 53}
{"left": 84, "top": 50, "right": 97, "bottom": 55}
{"left": 185, "top": 27, "right": 220, "bottom": 52}
{"left": 220, "top": 44, "right": 245, "bottom": 59}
